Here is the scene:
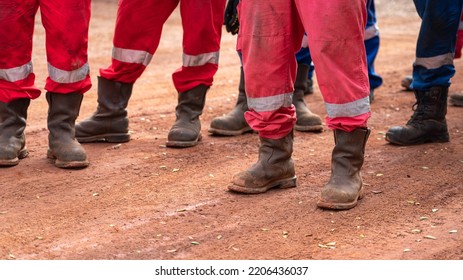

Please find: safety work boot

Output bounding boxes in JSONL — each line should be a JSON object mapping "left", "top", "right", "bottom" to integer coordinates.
{"left": 0, "top": 99, "right": 30, "bottom": 166}
{"left": 449, "top": 91, "right": 463, "bottom": 107}
{"left": 209, "top": 67, "right": 252, "bottom": 136}
{"left": 317, "top": 127, "right": 370, "bottom": 210}
{"left": 386, "top": 87, "right": 449, "bottom": 145}
{"left": 293, "top": 63, "right": 323, "bottom": 132}
{"left": 228, "top": 132, "right": 296, "bottom": 194}
{"left": 76, "top": 76, "right": 133, "bottom": 143}
{"left": 46, "top": 92, "right": 89, "bottom": 169}
{"left": 166, "top": 85, "right": 208, "bottom": 147}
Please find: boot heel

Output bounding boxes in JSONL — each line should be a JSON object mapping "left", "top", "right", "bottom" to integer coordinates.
{"left": 278, "top": 176, "right": 297, "bottom": 189}
{"left": 18, "top": 148, "right": 29, "bottom": 159}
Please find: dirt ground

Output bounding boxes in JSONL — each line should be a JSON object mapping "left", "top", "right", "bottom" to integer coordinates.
{"left": 1, "top": 0, "right": 463, "bottom": 260}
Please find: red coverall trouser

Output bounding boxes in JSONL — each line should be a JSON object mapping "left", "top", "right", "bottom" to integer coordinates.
{"left": 0, "top": 0, "right": 91, "bottom": 103}
{"left": 455, "top": 13, "right": 463, "bottom": 59}
{"left": 100, "top": 0, "right": 226, "bottom": 94}
{"left": 238, "top": 0, "right": 371, "bottom": 139}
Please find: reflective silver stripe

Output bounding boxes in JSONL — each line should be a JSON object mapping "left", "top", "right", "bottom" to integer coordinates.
{"left": 48, "top": 62, "right": 89, "bottom": 83}
{"left": 325, "top": 96, "right": 370, "bottom": 118}
{"left": 415, "top": 53, "right": 454, "bottom": 69}
{"left": 364, "top": 24, "right": 379, "bottom": 40}
{"left": 0, "top": 61, "right": 33, "bottom": 82}
{"left": 183, "top": 51, "right": 219, "bottom": 67}
{"left": 247, "top": 92, "right": 293, "bottom": 112}
{"left": 112, "top": 47, "right": 152, "bottom": 66}
{"left": 459, "top": 20, "right": 463, "bottom": 30}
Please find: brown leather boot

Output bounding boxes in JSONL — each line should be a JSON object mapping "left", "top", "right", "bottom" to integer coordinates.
{"left": 317, "top": 127, "right": 370, "bottom": 210}
{"left": 209, "top": 67, "right": 252, "bottom": 136}
{"left": 167, "top": 85, "right": 208, "bottom": 148}
{"left": 76, "top": 76, "right": 133, "bottom": 143}
{"left": 0, "top": 99, "right": 30, "bottom": 166}
{"left": 449, "top": 91, "right": 463, "bottom": 107}
{"left": 386, "top": 87, "right": 449, "bottom": 145}
{"left": 293, "top": 63, "right": 323, "bottom": 132}
{"left": 228, "top": 132, "right": 296, "bottom": 194}
{"left": 47, "top": 92, "right": 89, "bottom": 169}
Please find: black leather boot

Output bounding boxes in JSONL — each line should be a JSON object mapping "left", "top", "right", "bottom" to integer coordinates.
{"left": 47, "top": 92, "right": 89, "bottom": 168}
{"left": 386, "top": 87, "right": 449, "bottom": 145}
{"left": 76, "top": 76, "right": 133, "bottom": 143}
{"left": 167, "top": 85, "right": 208, "bottom": 147}
{"left": 0, "top": 99, "right": 30, "bottom": 166}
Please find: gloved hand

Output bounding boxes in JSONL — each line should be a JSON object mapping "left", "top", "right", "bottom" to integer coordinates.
{"left": 224, "top": 0, "right": 240, "bottom": 35}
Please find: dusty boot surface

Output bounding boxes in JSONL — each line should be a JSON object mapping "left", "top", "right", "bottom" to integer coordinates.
{"left": 386, "top": 87, "right": 449, "bottom": 145}
{"left": 209, "top": 67, "right": 252, "bottom": 136}
{"left": 317, "top": 128, "right": 370, "bottom": 210}
{"left": 449, "top": 91, "right": 463, "bottom": 107}
{"left": 167, "top": 85, "right": 208, "bottom": 148}
{"left": 293, "top": 63, "right": 323, "bottom": 132}
{"left": 0, "top": 99, "right": 30, "bottom": 166}
{"left": 228, "top": 132, "right": 296, "bottom": 194}
{"left": 47, "top": 92, "right": 89, "bottom": 169}
{"left": 76, "top": 76, "right": 133, "bottom": 143}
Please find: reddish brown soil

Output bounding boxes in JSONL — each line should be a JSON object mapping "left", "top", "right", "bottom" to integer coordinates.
{"left": 1, "top": 0, "right": 463, "bottom": 260}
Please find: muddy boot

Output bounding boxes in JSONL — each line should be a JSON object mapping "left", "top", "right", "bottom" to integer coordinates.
{"left": 76, "top": 76, "right": 133, "bottom": 143}
{"left": 386, "top": 87, "right": 449, "bottom": 145}
{"left": 228, "top": 132, "right": 296, "bottom": 194}
{"left": 209, "top": 67, "right": 252, "bottom": 136}
{"left": 46, "top": 92, "right": 89, "bottom": 169}
{"left": 0, "top": 99, "right": 30, "bottom": 166}
{"left": 317, "top": 127, "right": 370, "bottom": 210}
{"left": 449, "top": 91, "right": 463, "bottom": 107}
{"left": 293, "top": 63, "right": 323, "bottom": 132}
{"left": 166, "top": 85, "right": 208, "bottom": 148}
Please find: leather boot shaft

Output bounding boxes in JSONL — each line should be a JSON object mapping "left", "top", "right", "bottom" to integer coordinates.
{"left": 317, "top": 127, "right": 370, "bottom": 210}
{"left": 293, "top": 63, "right": 323, "bottom": 132}
{"left": 386, "top": 87, "right": 449, "bottom": 145}
{"left": 75, "top": 76, "right": 133, "bottom": 143}
{"left": 0, "top": 99, "right": 30, "bottom": 166}
{"left": 209, "top": 67, "right": 252, "bottom": 135}
{"left": 229, "top": 132, "right": 296, "bottom": 194}
{"left": 47, "top": 92, "right": 89, "bottom": 169}
{"left": 166, "top": 85, "right": 208, "bottom": 147}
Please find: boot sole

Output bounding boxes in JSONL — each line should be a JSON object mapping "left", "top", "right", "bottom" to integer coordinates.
{"left": 294, "top": 124, "right": 323, "bottom": 132}
{"left": 76, "top": 133, "right": 130, "bottom": 143}
{"left": 0, "top": 148, "right": 29, "bottom": 167}
{"left": 166, "top": 134, "right": 202, "bottom": 148}
{"left": 316, "top": 188, "right": 364, "bottom": 210}
{"left": 47, "top": 151, "right": 89, "bottom": 169}
{"left": 385, "top": 134, "right": 449, "bottom": 146}
{"left": 228, "top": 176, "right": 297, "bottom": 194}
{"left": 208, "top": 127, "right": 253, "bottom": 136}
